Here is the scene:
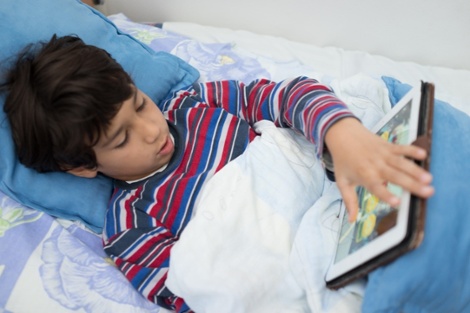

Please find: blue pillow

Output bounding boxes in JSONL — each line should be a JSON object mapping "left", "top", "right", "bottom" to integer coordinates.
{"left": 0, "top": 0, "right": 199, "bottom": 232}
{"left": 362, "top": 77, "right": 470, "bottom": 312}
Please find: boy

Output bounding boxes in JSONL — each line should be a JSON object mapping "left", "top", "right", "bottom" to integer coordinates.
{"left": 2, "top": 35, "right": 433, "bottom": 312}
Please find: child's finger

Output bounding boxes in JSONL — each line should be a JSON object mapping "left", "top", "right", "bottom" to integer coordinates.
{"left": 336, "top": 181, "right": 359, "bottom": 222}
{"left": 380, "top": 164, "right": 435, "bottom": 198}
{"left": 390, "top": 143, "right": 428, "bottom": 160}
{"left": 387, "top": 154, "right": 433, "bottom": 184}
{"left": 379, "top": 146, "right": 434, "bottom": 197}
{"left": 364, "top": 181, "right": 401, "bottom": 208}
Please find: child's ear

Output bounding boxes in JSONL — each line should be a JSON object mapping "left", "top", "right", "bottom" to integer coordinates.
{"left": 66, "top": 166, "right": 98, "bottom": 178}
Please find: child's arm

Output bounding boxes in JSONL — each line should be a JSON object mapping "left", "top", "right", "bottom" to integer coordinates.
{"left": 193, "top": 76, "right": 354, "bottom": 158}
{"left": 193, "top": 77, "right": 434, "bottom": 220}
{"left": 325, "top": 118, "right": 434, "bottom": 221}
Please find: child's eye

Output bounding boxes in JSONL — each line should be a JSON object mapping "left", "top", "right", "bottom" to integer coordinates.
{"left": 136, "top": 98, "right": 147, "bottom": 112}
{"left": 115, "top": 131, "right": 128, "bottom": 149}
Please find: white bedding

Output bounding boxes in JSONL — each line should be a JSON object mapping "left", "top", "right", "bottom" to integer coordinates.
{"left": 163, "top": 22, "right": 470, "bottom": 116}
{"left": 167, "top": 121, "right": 355, "bottom": 313}
{"left": 166, "top": 74, "right": 390, "bottom": 313}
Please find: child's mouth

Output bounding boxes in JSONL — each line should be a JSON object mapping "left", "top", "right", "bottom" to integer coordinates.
{"left": 157, "top": 136, "right": 174, "bottom": 156}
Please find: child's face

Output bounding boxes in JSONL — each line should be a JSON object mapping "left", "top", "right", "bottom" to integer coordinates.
{"left": 92, "top": 87, "right": 174, "bottom": 181}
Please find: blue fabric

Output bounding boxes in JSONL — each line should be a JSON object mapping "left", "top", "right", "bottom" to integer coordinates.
{"left": 362, "top": 77, "right": 470, "bottom": 312}
{"left": 0, "top": 0, "right": 199, "bottom": 232}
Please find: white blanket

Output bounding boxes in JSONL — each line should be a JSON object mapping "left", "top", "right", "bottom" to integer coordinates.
{"left": 166, "top": 74, "right": 389, "bottom": 312}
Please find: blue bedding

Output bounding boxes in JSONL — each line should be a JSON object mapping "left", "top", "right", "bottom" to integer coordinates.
{"left": 0, "top": 0, "right": 198, "bottom": 233}
{"left": 362, "top": 77, "right": 470, "bottom": 313}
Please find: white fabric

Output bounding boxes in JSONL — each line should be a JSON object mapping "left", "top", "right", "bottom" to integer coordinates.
{"left": 330, "top": 73, "right": 390, "bottom": 126}
{"left": 167, "top": 120, "right": 321, "bottom": 313}
{"left": 166, "top": 75, "right": 389, "bottom": 312}
{"left": 163, "top": 22, "right": 470, "bottom": 116}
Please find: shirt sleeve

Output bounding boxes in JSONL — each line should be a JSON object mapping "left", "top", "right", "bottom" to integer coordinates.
{"left": 194, "top": 76, "right": 355, "bottom": 157}
{"left": 103, "top": 212, "right": 193, "bottom": 312}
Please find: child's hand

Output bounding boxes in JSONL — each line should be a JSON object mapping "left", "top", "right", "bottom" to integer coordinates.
{"left": 324, "top": 117, "right": 434, "bottom": 222}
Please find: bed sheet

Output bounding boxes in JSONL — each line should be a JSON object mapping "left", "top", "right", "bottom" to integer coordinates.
{"left": 162, "top": 22, "right": 470, "bottom": 117}
{"left": 1, "top": 13, "right": 469, "bottom": 313}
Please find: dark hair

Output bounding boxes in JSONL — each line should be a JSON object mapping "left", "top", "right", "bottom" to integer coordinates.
{"left": 2, "top": 35, "right": 134, "bottom": 172}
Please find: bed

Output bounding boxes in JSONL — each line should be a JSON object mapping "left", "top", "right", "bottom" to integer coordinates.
{"left": 1, "top": 0, "right": 469, "bottom": 312}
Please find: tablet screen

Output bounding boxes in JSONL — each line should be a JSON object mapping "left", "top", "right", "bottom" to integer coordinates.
{"left": 334, "top": 99, "right": 413, "bottom": 263}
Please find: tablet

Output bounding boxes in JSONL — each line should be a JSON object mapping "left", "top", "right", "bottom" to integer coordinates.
{"left": 325, "top": 82, "right": 434, "bottom": 289}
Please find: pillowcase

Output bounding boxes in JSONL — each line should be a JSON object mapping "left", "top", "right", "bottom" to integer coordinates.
{"left": 0, "top": 0, "right": 199, "bottom": 232}
{"left": 108, "top": 13, "right": 270, "bottom": 84}
{"left": 362, "top": 77, "right": 470, "bottom": 312}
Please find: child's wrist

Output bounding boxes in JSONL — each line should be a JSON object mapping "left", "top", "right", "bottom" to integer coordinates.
{"left": 324, "top": 117, "right": 361, "bottom": 146}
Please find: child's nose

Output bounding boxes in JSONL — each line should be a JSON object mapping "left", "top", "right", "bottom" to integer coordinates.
{"left": 140, "top": 119, "right": 159, "bottom": 144}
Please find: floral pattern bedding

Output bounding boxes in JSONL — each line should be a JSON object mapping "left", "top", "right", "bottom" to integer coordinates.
{"left": 0, "top": 190, "right": 160, "bottom": 312}
{"left": 110, "top": 13, "right": 271, "bottom": 83}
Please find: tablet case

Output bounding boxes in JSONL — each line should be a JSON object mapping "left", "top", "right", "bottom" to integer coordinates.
{"left": 326, "top": 82, "right": 434, "bottom": 289}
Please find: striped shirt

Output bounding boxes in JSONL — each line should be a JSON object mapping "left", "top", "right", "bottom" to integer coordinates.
{"left": 103, "top": 77, "right": 354, "bottom": 312}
